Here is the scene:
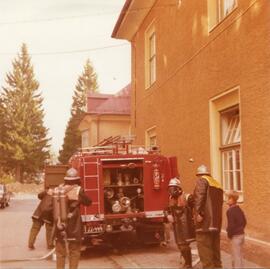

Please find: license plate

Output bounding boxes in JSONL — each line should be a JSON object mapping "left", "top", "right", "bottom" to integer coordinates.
{"left": 84, "top": 224, "right": 104, "bottom": 234}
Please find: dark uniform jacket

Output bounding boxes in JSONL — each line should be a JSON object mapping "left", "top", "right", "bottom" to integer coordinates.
{"left": 32, "top": 190, "right": 53, "bottom": 224}
{"left": 56, "top": 185, "right": 91, "bottom": 242}
{"left": 167, "top": 194, "right": 195, "bottom": 245}
{"left": 193, "top": 175, "right": 223, "bottom": 232}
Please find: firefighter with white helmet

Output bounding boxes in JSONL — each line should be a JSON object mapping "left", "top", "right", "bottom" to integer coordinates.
{"left": 53, "top": 167, "right": 91, "bottom": 269}
{"left": 165, "top": 177, "right": 195, "bottom": 268}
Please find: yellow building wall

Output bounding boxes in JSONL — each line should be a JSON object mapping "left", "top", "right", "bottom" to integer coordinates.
{"left": 79, "top": 114, "right": 130, "bottom": 147}
{"left": 98, "top": 115, "right": 131, "bottom": 142}
{"left": 130, "top": 0, "right": 270, "bottom": 242}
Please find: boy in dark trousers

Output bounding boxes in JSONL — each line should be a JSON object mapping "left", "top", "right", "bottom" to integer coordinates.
{"left": 226, "top": 191, "right": 247, "bottom": 268}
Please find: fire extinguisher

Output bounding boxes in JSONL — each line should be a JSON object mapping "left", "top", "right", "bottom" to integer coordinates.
{"left": 153, "top": 163, "right": 161, "bottom": 190}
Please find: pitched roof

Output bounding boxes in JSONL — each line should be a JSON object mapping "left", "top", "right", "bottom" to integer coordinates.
{"left": 87, "top": 93, "right": 113, "bottom": 112}
{"left": 111, "top": 0, "right": 156, "bottom": 40}
{"left": 87, "top": 84, "right": 131, "bottom": 115}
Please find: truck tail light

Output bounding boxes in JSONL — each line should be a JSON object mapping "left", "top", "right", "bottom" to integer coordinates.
{"left": 105, "top": 224, "right": 113, "bottom": 232}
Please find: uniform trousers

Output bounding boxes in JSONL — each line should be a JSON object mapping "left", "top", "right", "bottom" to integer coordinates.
{"left": 55, "top": 240, "right": 81, "bottom": 269}
{"left": 28, "top": 218, "right": 53, "bottom": 249}
{"left": 196, "top": 231, "right": 222, "bottom": 268}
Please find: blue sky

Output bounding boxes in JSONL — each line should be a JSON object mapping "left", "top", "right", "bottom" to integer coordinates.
{"left": 0, "top": 0, "right": 130, "bottom": 154}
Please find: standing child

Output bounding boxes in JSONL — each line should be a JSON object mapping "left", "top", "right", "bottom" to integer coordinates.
{"left": 226, "top": 191, "right": 247, "bottom": 268}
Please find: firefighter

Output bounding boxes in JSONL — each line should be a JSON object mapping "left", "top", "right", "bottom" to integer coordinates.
{"left": 165, "top": 177, "right": 195, "bottom": 268}
{"left": 28, "top": 188, "right": 54, "bottom": 250}
{"left": 54, "top": 167, "right": 91, "bottom": 269}
{"left": 193, "top": 165, "right": 223, "bottom": 269}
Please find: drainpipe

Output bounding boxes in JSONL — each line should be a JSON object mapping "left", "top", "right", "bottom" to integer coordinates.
{"left": 132, "top": 41, "right": 137, "bottom": 128}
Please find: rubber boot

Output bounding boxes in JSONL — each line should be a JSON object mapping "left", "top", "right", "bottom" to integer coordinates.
{"left": 181, "top": 248, "right": 192, "bottom": 268}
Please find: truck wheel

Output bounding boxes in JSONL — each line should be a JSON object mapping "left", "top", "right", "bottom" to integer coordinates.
{"left": 0, "top": 203, "right": 4, "bottom": 209}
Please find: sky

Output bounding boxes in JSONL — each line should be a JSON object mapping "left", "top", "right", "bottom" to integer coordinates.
{"left": 0, "top": 0, "right": 130, "bottom": 154}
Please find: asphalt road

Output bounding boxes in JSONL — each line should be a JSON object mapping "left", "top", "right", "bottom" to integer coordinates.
{"left": 0, "top": 197, "right": 189, "bottom": 269}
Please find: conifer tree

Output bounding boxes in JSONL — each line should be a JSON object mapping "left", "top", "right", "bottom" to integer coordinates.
{"left": 58, "top": 59, "right": 98, "bottom": 164}
{"left": 0, "top": 43, "right": 50, "bottom": 181}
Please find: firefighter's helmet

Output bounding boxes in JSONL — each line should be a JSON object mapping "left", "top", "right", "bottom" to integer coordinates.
{"left": 168, "top": 177, "right": 181, "bottom": 188}
{"left": 196, "top": 165, "right": 210, "bottom": 176}
{"left": 168, "top": 177, "right": 182, "bottom": 198}
{"left": 64, "top": 168, "right": 80, "bottom": 181}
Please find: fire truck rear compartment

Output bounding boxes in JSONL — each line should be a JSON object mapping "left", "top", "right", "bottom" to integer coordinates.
{"left": 102, "top": 159, "right": 144, "bottom": 215}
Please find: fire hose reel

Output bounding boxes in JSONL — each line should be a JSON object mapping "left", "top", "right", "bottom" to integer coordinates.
{"left": 111, "top": 196, "right": 131, "bottom": 213}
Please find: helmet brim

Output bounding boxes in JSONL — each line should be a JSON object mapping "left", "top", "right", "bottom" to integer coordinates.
{"left": 64, "top": 176, "right": 80, "bottom": 181}
{"left": 196, "top": 172, "right": 210, "bottom": 176}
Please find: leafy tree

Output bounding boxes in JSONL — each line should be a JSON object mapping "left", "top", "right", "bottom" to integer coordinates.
{"left": 0, "top": 43, "right": 50, "bottom": 181}
{"left": 58, "top": 59, "right": 98, "bottom": 164}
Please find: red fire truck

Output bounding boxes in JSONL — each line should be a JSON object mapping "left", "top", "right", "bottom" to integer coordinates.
{"left": 45, "top": 136, "right": 179, "bottom": 247}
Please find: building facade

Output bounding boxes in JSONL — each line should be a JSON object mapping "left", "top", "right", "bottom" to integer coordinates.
{"left": 79, "top": 85, "right": 131, "bottom": 147}
{"left": 112, "top": 0, "right": 270, "bottom": 259}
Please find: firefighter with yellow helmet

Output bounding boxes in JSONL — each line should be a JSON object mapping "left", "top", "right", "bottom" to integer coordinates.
{"left": 53, "top": 167, "right": 91, "bottom": 269}
{"left": 165, "top": 177, "right": 195, "bottom": 268}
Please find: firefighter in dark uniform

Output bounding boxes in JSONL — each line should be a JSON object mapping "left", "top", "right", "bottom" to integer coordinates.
{"left": 165, "top": 177, "right": 195, "bottom": 268}
{"left": 54, "top": 168, "right": 91, "bottom": 269}
{"left": 28, "top": 188, "right": 54, "bottom": 249}
{"left": 193, "top": 165, "right": 223, "bottom": 269}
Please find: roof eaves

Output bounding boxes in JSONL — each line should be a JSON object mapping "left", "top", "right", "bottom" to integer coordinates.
{"left": 111, "top": 0, "right": 133, "bottom": 38}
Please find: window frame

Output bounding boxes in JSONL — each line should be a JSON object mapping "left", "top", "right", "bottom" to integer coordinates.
{"left": 209, "top": 87, "right": 243, "bottom": 201}
{"left": 221, "top": 147, "right": 242, "bottom": 191}
{"left": 145, "top": 126, "right": 157, "bottom": 149}
{"left": 208, "top": 0, "right": 238, "bottom": 31}
{"left": 219, "top": 106, "right": 243, "bottom": 197}
{"left": 145, "top": 22, "right": 156, "bottom": 89}
{"left": 81, "top": 129, "right": 89, "bottom": 148}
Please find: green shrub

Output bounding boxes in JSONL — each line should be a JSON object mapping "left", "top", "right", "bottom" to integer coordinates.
{"left": 0, "top": 173, "right": 15, "bottom": 184}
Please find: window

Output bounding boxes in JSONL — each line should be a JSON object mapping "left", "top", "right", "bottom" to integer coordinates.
{"left": 209, "top": 87, "right": 243, "bottom": 199}
{"left": 222, "top": 0, "right": 237, "bottom": 17}
{"left": 149, "top": 134, "right": 157, "bottom": 147}
{"left": 81, "top": 130, "right": 89, "bottom": 148}
{"left": 149, "top": 32, "right": 156, "bottom": 85}
{"left": 208, "top": 0, "right": 237, "bottom": 30}
{"left": 145, "top": 126, "right": 157, "bottom": 148}
{"left": 145, "top": 23, "right": 156, "bottom": 88}
{"left": 220, "top": 107, "right": 242, "bottom": 192}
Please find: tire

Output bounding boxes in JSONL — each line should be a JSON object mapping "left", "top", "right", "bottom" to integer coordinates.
{"left": 0, "top": 203, "right": 4, "bottom": 209}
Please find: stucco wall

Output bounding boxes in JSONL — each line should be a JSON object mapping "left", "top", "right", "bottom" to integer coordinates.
{"left": 79, "top": 114, "right": 130, "bottom": 147}
{"left": 131, "top": 0, "right": 270, "bottom": 241}
{"left": 98, "top": 115, "right": 131, "bottom": 142}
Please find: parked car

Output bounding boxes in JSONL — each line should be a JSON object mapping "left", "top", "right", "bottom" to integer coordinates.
{"left": 0, "top": 184, "right": 11, "bottom": 208}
